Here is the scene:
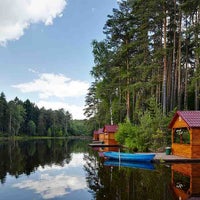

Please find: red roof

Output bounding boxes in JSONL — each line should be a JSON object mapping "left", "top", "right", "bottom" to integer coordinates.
{"left": 103, "top": 125, "right": 118, "bottom": 133}
{"left": 93, "top": 130, "right": 99, "bottom": 135}
{"left": 169, "top": 111, "right": 200, "bottom": 128}
{"left": 98, "top": 128, "right": 104, "bottom": 134}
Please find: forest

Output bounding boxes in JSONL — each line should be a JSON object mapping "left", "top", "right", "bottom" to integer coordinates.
{"left": 84, "top": 0, "right": 200, "bottom": 150}
{"left": 0, "top": 92, "right": 91, "bottom": 137}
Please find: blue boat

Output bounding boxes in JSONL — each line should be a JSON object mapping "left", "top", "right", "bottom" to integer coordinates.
{"left": 103, "top": 151, "right": 155, "bottom": 162}
{"left": 104, "top": 160, "right": 155, "bottom": 170}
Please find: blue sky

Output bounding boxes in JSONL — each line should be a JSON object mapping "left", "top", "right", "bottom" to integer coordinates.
{"left": 0, "top": 0, "right": 119, "bottom": 119}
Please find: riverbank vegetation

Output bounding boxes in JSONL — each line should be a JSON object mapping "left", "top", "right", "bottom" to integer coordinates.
{"left": 84, "top": 0, "right": 200, "bottom": 150}
{"left": 116, "top": 98, "right": 173, "bottom": 151}
{"left": 0, "top": 92, "right": 92, "bottom": 137}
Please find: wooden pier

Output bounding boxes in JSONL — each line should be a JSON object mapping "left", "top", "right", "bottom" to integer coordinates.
{"left": 88, "top": 143, "right": 120, "bottom": 148}
{"left": 154, "top": 153, "right": 200, "bottom": 163}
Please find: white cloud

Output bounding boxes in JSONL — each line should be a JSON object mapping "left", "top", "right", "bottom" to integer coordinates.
{"left": 0, "top": 0, "right": 67, "bottom": 45}
{"left": 12, "top": 73, "right": 89, "bottom": 99}
{"left": 13, "top": 174, "right": 87, "bottom": 199}
{"left": 12, "top": 72, "right": 89, "bottom": 119}
{"left": 37, "top": 100, "right": 85, "bottom": 119}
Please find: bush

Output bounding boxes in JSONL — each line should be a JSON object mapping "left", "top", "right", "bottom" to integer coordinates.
{"left": 116, "top": 98, "right": 173, "bottom": 152}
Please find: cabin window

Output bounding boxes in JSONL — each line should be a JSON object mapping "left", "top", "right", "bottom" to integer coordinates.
{"left": 174, "top": 128, "right": 190, "bottom": 144}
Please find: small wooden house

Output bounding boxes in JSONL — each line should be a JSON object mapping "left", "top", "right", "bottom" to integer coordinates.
{"left": 103, "top": 124, "right": 118, "bottom": 146}
{"left": 93, "top": 130, "right": 99, "bottom": 141}
{"left": 169, "top": 111, "right": 200, "bottom": 158}
{"left": 171, "top": 163, "right": 200, "bottom": 199}
{"left": 98, "top": 128, "right": 104, "bottom": 143}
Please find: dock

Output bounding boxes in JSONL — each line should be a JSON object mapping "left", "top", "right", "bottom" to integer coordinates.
{"left": 88, "top": 143, "right": 120, "bottom": 147}
{"left": 154, "top": 153, "right": 200, "bottom": 163}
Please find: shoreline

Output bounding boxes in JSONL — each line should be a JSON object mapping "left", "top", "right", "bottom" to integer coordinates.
{"left": 0, "top": 135, "right": 92, "bottom": 141}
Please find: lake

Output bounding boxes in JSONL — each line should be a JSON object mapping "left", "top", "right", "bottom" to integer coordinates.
{"left": 0, "top": 139, "right": 199, "bottom": 200}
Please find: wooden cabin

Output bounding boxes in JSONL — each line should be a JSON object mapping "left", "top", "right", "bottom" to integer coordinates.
{"left": 169, "top": 111, "right": 200, "bottom": 158}
{"left": 103, "top": 124, "right": 118, "bottom": 146}
{"left": 93, "top": 130, "right": 99, "bottom": 141}
{"left": 171, "top": 163, "right": 200, "bottom": 199}
{"left": 98, "top": 128, "right": 104, "bottom": 143}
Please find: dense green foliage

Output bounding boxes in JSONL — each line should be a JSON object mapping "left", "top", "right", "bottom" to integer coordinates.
{"left": 0, "top": 92, "right": 92, "bottom": 137}
{"left": 84, "top": 0, "right": 200, "bottom": 150}
{"left": 116, "top": 98, "right": 173, "bottom": 151}
{"left": 70, "top": 120, "right": 92, "bottom": 136}
{"left": 85, "top": 0, "right": 200, "bottom": 124}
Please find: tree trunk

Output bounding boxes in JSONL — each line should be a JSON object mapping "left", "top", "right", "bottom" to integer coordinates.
{"left": 126, "top": 39, "right": 130, "bottom": 121}
{"left": 184, "top": 17, "right": 188, "bottom": 110}
{"left": 177, "top": 9, "right": 182, "bottom": 110}
{"left": 195, "top": 10, "right": 200, "bottom": 110}
{"left": 170, "top": 0, "right": 176, "bottom": 110}
{"left": 162, "top": 5, "right": 167, "bottom": 115}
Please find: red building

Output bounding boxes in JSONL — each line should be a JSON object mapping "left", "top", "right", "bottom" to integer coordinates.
{"left": 103, "top": 124, "right": 118, "bottom": 146}
{"left": 93, "top": 130, "right": 99, "bottom": 141}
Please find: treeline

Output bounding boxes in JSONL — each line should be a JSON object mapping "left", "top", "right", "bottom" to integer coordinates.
{"left": 85, "top": 0, "right": 200, "bottom": 126}
{"left": 0, "top": 92, "right": 91, "bottom": 137}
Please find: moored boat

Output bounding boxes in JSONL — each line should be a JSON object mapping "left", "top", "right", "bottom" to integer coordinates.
{"left": 103, "top": 151, "right": 155, "bottom": 162}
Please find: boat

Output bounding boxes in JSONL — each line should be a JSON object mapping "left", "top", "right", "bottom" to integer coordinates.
{"left": 103, "top": 151, "right": 155, "bottom": 162}
{"left": 104, "top": 160, "right": 155, "bottom": 170}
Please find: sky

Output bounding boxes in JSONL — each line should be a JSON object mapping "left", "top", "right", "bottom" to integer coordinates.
{"left": 0, "top": 0, "right": 119, "bottom": 119}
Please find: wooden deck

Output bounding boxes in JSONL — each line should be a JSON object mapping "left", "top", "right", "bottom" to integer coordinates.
{"left": 154, "top": 153, "right": 200, "bottom": 163}
{"left": 88, "top": 143, "right": 120, "bottom": 147}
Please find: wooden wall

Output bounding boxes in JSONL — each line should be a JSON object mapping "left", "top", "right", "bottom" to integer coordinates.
{"left": 191, "top": 145, "right": 200, "bottom": 158}
{"left": 104, "top": 133, "right": 115, "bottom": 140}
{"left": 104, "top": 139, "right": 118, "bottom": 145}
{"left": 172, "top": 143, "right": 191, "bottom": 158}
{"left": 103, "top": 132, "right": 118, "bottom": 145}
{"left": 191, "top": 128, "right": 200, "bottom": 145}
{"left": 104, "top": 133, "right": 109, "bottom": 140}
{"left": 99, "top": 133, "right": 104, "bottom": 142}
{"left": 93, "top": 134, "right": 99, "bottom": 140}
{"left": 172, "top": 117, "right": 188, "bottom": 128}
{"left": 173, "top": 143, "right": 200, "bottom": 158}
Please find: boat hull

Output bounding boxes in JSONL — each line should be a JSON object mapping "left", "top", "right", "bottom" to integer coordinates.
{"left": 103, "top": 151, "right": 155, "bottom": 162}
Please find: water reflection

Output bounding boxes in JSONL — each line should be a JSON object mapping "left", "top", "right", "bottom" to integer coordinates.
{"left": 171, "top": 163, "right": 200, "bottom": 200}
{"left": 84, "top": 147, "right": 200, "bottom": 200}
{"left": 0, "top": 139, "right": 70, "bottom": 183}
{"left": 84, "top": 149, "right": 174, "bottom": 200}
{"left": 0, "top": 139, "right": 92, "bottom": 200}
{"left": 13, "top": 153, "right": 88, "bottom": 199}
{"left": 1, "top": 139, "right": 200, "bottom": 200}
{"left": 104, "top": 160, "right": 155, "bottom": 170}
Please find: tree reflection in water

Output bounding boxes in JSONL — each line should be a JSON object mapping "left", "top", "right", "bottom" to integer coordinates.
{"left": 84, "top": 149, "right": 174, "bottom": 200}
{"left": 0, "top": 139, "right": 89, "bottom": 184}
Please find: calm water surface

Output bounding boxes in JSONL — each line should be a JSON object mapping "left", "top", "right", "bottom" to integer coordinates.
{"left": 0, "top": 139, "right": 199, "bottom": 200}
